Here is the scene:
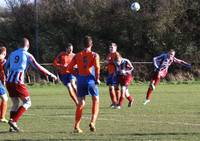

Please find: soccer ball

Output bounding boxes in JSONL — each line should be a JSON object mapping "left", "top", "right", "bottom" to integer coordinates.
{"left": 131, "top": 2, "right": 140, "bottom": 12}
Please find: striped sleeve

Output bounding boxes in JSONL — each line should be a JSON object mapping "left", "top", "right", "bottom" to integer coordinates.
{"left": 28, "top": 53, "right": 52, "bottom": 76}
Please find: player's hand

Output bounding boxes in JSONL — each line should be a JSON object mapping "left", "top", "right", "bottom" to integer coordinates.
{"left": 50, "top": 73, "right": 57, "bottom": 81}
{"left": 121, "top": 70, "right": 126, "bottom": 75}
{"left": 154, "top": 67, "right": 160, "bottom": 72}
{"left": 185, "top": 64, "right": 192, "bottom": 69}
{"left": 95, "top": 79, "right": 101, "bottom": 85}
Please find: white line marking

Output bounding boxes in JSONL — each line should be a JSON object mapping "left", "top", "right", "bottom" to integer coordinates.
{"left": 24, "top": 113, "right": 200, "bottom": 127}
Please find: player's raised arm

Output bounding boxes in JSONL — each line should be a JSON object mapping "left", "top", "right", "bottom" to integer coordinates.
{"left": 28, "top": 54, "right": 57, "bottom": 80}
{"left": 174, "top": 57, "right": 191, "bottom": 68}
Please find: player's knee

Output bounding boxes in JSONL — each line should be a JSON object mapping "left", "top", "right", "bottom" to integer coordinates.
{"left": 77, "top": 100, "right": 85, "bottom": 108}
{"left": 1, "top": 94, "right": 8, "bottom": 102}
{"left": 92, "top": 96, "right": 99, "bottom": 103}
{"left": 66, "top": 83, "right": 73, "bottom": 90}
{"left": 114, "top": 86, "right": 119, "bottom": 91}
{"left": 23, "top": 99, "right": 32, "bottom": 110}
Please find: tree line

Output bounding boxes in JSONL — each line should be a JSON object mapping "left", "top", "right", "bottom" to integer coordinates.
{"left": 0, "top": 0, "right": 199, "bottom": 81}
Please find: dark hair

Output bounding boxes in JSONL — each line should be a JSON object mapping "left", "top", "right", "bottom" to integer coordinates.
{"left": 83, "top": 35, "right": 93, "bottom": 47}
{"left": 67, "top": 43, "right": 73, "bottom": 48}
{"left": 169, "top": 49, "right": 175, "bottom": 53}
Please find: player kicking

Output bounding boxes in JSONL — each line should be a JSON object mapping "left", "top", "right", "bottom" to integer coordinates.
{"left": 0, "top": 46, "right": 8, "bottom": 123}
{"left": 143, "top": 49, "right": 191, "bottom": 105}
{"left": 5, "top": 38, "right": 57, "bottom": 132}
{"left": 67, "top": 36, "right": 100, "bottom": 133}
{"left": 53, "top": 43, "right": 78, "bottom": 105}
{"left": 114, "top": 53, "right": 134, "bottom": 109}
{"left": 105, "top": 42, "right": 120, "bottom": 108}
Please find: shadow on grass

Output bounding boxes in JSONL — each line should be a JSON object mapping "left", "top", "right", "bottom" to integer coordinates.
{"left": 105, "top": 132, "right": 200, "bottom": 136}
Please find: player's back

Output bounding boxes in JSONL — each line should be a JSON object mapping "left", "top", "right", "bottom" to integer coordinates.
{"left": 75, "top": 51, "right": 98, "bottom": 76}
{"left": 8, "top": 48, "right": 29, "bottom": 72}
{"left": 6, "top": 48, "right": 30, "bottom": 84}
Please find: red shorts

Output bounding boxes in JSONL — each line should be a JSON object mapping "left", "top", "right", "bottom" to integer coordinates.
{"left": 119, "top": 74, "right": 133, "bottom": 86}
{"left": 6, "top": 83, "right": 30, "bottom": 98}
{"left": 159, "top": 69, "right": 168, "bottom": 78}
{"left": 152, "top": 69, "right": 168, "bottom": 80}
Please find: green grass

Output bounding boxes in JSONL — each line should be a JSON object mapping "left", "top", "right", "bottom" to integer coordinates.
{"left": 0, "top": 83, "right": 200, "bottom": 141}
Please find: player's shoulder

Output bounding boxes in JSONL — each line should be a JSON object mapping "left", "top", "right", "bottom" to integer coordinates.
{"left": 91, "top": 51, "right": 99, "bottom": 58}
{"left": 123, "top": 58, "right": 130, "bottom": 62}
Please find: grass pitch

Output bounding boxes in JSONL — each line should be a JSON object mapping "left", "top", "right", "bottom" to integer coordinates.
{"left": 0, "top": 83, "right": 200, "bottom": 141}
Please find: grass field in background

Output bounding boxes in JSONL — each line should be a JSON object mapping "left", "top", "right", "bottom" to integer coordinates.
{"left": 0, "top": 83, "right": 200, "bottom": 141}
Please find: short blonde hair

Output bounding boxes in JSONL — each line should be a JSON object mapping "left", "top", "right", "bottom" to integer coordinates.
{"left": 0, "top": 46, "right": 6, "bottom": 54}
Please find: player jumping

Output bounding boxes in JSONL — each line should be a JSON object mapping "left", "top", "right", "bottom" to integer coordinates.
{"left": 143, "top": 49, "right": 191, "bottom": 105}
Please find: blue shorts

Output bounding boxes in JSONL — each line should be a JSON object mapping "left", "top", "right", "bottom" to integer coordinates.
{"left": 59, "top": 73, "right": 76, "bottom": 86}
{"left": 0, "top": 81, "right": 6, "bottom": 95}
{"left": 77, "top": 75, "right": 99, "bottom": 97}
{"left": 106, "top": 74, "right": 118, "bottom": 86}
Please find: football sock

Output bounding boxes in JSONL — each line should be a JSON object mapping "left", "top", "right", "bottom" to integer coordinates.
{"left": 126, "top": 95, "right": 133, "bottom": 102}
{"left": 13, "top": 106, "right": 26, "bottom": 122}
{"left": 10, "top": 111, "right": 17, "bottom": 119}
{"left": 119, "top": 96, "right": 124, "bottom": 107}
{"left": 146, "top": 87, "right": 153, "bottom": 100}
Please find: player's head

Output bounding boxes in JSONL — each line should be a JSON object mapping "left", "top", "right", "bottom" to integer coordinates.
{"left": 115, "top": 52, "right": 122, "bottom": 65}
{"left": 20, "top": 38, "right": 30, "bottom": 50}
{"left": 65, "top": 43, "right": 73, "bottom": 54}
{"left": 109, "top": 42, "right": 117, "bottom": 53}
{"left": 168, "top": 49, "right": 175, "bottom": 59}
{"left": 0, "top": 46, "right": 6, "bottom": 60}
{"left": 84, "top": 35, "right": 93, "bottom": 48}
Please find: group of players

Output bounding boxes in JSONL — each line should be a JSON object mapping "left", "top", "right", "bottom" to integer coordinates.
{"left": 0, "top": 36, "right": 191, "bottom": 133}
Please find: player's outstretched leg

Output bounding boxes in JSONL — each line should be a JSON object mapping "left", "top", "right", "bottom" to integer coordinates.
{"left": 67, "top": 83, "right": 78, "bottom": 106}
{"left": 144, "top": 76, "right": 160, "bottom": 105}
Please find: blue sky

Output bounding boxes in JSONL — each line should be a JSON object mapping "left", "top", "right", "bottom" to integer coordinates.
{"left": 0, "top": 0, "right": 7, "bottom": 7}
{"left": 0, "top": 0, "right": 35, "bottom": 8}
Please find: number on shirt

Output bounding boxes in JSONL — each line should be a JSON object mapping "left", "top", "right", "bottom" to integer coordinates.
{"left": 14, "top": 55, "right": 20, "bottom": 63}
{"left": 83, "top": 56, "right": 88, "bottom": 69}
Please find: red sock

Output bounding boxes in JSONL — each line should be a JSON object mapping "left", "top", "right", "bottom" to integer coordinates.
{"left": 13, "top": 106, "right": 26, "bottom": 122}
{"left": 126, "top": 96, "right": 133, "bottom": 102}
{"left": 119, "top": 96, "right": 124, "bottom": 107}
{"left": 146, "top": 87, "right": 153, "bottom": 100}
{"left": 115, "top": 89, "right": 120, "bottom": 102}
{"left": 10, "top": 111, "right": 18, "bottom": 119}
